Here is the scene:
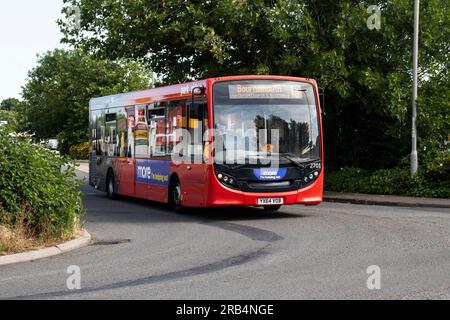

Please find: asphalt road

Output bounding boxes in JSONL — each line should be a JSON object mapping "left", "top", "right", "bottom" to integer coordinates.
{"left": 0, "top": 168, "right": 449, "bottom": 300}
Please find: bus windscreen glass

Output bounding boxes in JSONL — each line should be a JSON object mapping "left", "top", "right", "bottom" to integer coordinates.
{"left": 213, "top": 80, "right": 320, "bottom": 164}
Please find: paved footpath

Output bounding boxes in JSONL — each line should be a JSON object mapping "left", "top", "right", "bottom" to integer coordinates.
{"left": 324, "top": 191, "right": 450, "bottom": 209}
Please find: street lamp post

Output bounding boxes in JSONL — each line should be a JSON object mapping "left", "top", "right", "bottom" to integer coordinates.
{"left": 411, "top": 0, "right": 420, "bottom": 177}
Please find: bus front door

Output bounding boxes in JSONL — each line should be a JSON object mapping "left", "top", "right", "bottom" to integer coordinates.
{"left": 179, "top": 101, "right": 208, "bottom": 207}
{"left": 118, "top": 107, "right": 135, "bottom": 195}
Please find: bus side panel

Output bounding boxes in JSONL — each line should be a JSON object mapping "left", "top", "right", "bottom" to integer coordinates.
{"left": 134, "top": 159, "right": 170, "bottom": 203}
{"left": 89, "top": 151, "right": 97, "bottom": 187}
{"left": 134, "top": 182, "right": 146, "bottom": 199}
{"left": 93, "top": 156, "right": 114, "bottom": 192}
{"left": 146, "top": 185, "right": 169, "bottom": 203}
{"left": 133, "top": 182, "right": 168, "bottom": 203}
{"left": 175, "top": 162, "right": 207, "bottom": 207}
{"left": 117, "top": 158, "right": 135, "bottom": 195}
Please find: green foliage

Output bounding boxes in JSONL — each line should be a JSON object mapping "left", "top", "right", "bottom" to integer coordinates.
{"left": 68, "top": 142, "right": 90, "bottom": 160}
{"left": 0, "top": 98, "right": 27, "bottom": 132}
{"left": 60, "top": 0, "right": 450, "bottom": 170}
{"left": 0, "top": 128, "right": 84, "bottom": 239}
{"left": 0, "top": 98, "right": 20, "bottom": 112}
{"left": 422, "top": 150, "right": 450, "bottom": 184}
{"left": 21, "top": 49, "right": 152, "bottom": 151}
{"left": 0, "top": 110, "right": 19, "bottom": 131}
{"left": 57, "top": 130, "right": 88, "bottom": 156}
{"left": 325, "top": 151, "right": 450, "bottom": 198}
{"left": 325, "top": 167, "right": 413, "bottom": 195}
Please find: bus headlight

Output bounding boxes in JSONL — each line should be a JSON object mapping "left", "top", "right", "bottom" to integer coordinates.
{"left": 216, "top": 172, "right": 239, "bottom": 189}
{"left": 303, "top": 171, "right": 320, "bottom": 184}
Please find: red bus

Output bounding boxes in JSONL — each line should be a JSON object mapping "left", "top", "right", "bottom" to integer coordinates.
{"left": 89, "top": 75, "right": 324, "bottom": 212}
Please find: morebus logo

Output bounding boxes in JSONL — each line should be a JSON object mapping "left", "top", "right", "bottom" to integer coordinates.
{"left": 136, "top": 160, "right": 170, "bottom": 186}
{"left": 137, "top": 165, "right": 152, "bottom": 179}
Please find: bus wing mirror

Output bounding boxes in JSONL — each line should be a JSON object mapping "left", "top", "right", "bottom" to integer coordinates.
{"left": 191, "top": 86, "right": 205, "bottom": 105}
{"left": 319, "top": 88, "right": 326, "bottom": 116}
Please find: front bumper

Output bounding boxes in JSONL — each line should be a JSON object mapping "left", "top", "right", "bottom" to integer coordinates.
{"left": 206, "top": 170, "right": 323, "bottom": 207}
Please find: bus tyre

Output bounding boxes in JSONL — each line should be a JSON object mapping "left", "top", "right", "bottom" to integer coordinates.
{"left": 170, "top": 179, "right": 184, "bottom": 214}
{"left": 106, "top": 172, "right": 116, "bottom": 200}
{"left": 263, "top": 205, "right": 281, "bottom": 212}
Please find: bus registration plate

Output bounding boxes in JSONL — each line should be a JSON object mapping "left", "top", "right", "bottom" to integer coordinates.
{"left": 258, "top": 198, "right": 284, "bottom": 205}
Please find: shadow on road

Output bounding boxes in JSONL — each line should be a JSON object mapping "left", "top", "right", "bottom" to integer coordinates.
{"left": 181, "top": 206, "right": 309, "bottom": 222}
{"left": 81, "top": 184, "right": 310, "bottom": 224}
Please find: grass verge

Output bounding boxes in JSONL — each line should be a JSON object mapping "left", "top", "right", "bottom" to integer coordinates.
{"left": 0, "top": 224, "right": 82, "bottom": 256}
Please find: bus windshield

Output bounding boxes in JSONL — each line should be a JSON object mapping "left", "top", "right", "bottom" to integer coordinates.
{"left": 213, "top": 80, "right": 320, "bottom": 164}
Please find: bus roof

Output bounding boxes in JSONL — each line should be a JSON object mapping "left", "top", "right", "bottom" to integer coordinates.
{"left": 89, "top": 75, "right": 314, "bottom": 111}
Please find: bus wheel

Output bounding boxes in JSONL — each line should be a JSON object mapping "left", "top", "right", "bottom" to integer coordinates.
{"left": 263, "top": 205, "right": 281, "bottom": 212}
{"left": 106, "top": 172, "right": 116, "bottom": 200}
{"left": 170, "top": 179, "right": 184, "bottom": 213}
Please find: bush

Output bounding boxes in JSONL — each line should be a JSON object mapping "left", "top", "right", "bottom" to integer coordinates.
{"left": 68, "top": 142, "right": 90, "bottom": 160}
{"left": 0, "top": 128, "right": 84, "bottom": 241}
{"left": 325, "top": 152, "right": 450, "bottom": 198}
{"left": 57, "top": 130, "right": 89, "bottom": 156}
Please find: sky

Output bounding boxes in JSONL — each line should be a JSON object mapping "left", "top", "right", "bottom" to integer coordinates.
{"left": 0, "top": 0, "right": 68, "bottom": 101}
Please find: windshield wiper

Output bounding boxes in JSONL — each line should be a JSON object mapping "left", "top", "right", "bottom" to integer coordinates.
{"left": 229, "top": 163, "right": 247, "bottom": 170}
{"left": 227, "top": 154, "right": 274, "bottom": 170}
{"left": 281, "top": 155, "right": 321, "bottom": 168}
{"left": 220, "top": 154, "right": 318, "bottom": 171}
{"left": 281, "top": 155, "right": 307, "bottom": 169}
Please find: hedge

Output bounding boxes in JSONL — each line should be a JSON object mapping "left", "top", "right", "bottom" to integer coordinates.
{"left": 0, "top": 128, "right": 84, "bottom": 240}
{"left": 325, "top": 150, "right": 450, "bottom": 198}
{"left": 68, "top": 142, "right": 90, "bottom": 160}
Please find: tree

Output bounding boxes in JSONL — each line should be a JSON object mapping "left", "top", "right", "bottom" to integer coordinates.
{"left": 59, "top": 0, "right": 449, "bottom": 169}
{"left": 0, "top": 98, "right": 20, "bottom": 111}
{"left": 0, "top": 98, "right": 22, "bottom": 131}
{"left": 0, "top": 110, "right": 18, "bottom": 131}
{"left": 21, "top": 49, "right": 152, "bottom": 152}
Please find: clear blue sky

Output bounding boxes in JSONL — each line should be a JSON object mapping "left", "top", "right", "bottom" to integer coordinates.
{"left": 0, "top": 0, "right": 67, "bottom": 101}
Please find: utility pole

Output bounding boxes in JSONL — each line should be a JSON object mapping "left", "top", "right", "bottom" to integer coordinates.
{"left": 411, "top": 0, "right": 420, "bottom": 177}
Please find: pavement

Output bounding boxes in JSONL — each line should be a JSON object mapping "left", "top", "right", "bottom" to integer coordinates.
{"left": 324, "top": 191, "right": 450, "bottom": 209}
{"left": 0, "top": 166, "right": 449, "bottom": 300}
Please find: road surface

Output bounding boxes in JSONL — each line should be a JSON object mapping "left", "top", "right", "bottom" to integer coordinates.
{"left": 0, "top": 168, "right": 449, "bottom": 300}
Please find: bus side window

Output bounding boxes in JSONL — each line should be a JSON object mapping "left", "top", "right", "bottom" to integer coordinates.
{"left": 105, "top": 112, "right": 117, "bottom": 157}
{"left": 188, "top": 100, "right": 206, "bottom": 158}
{"left": 135, "top": 105, "right": 149, "bottom": 157}
{"left": 167, "top": 100, "right": 186, "bottom": 155}
{"left": 126, "top": 106, "right": 135, "bottom": 158}
{"left": 90, "top": 110, "right": 103, "bottom": 156}
{"left": 116, "top": 109, "right": 128, "bottom": 158}
{"left": 148, "top": 105, "right": 167, "bottom": 156}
